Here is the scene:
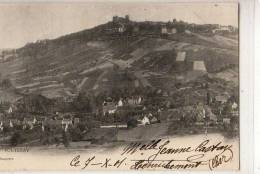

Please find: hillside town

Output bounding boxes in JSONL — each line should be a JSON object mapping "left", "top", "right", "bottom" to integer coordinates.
{"left": 0, "top": 15, "right": 239, "bottom": 147}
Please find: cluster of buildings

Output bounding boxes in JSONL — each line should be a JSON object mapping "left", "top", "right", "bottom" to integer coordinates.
{"left": 0, "top": 49, "right": 17, "bottom": 62}
{"left": 105, "top": 15, "right": 180, "bottom": 35}
{"left": 160, "top": 24, "right": 178, "bottom": 35}
{"left": 104, "top": 15, "right": 237, "bottom": 36}
{"left": 212, "top": 25, "right": 238, "bottom": 34}
{"left": 0, "top": 112, "right": 81, "bottom": 133}
{"left": 102, "top": 96, "right": 143, "bottom": 116}
{"left": 105, "top": 15, "right": 138, "bottom": 34}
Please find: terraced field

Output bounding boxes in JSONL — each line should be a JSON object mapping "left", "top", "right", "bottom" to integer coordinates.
{"left": 0, "top": 23, "right": 238, "bottom": 100}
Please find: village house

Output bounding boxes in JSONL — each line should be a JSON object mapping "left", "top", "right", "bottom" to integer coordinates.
{"left": 195, "top": 105, "right": 206, "bottom": 121}
{"left": 7, "top": 106, "right": 13, "bottom": 114}
{"left": 167, "top": 27, "right": 177, "bottom": 34}
{"left": 173, "top": 51, "right": 187, "bottom": 73}
{"left": 223, "top": 118, "right": 231, "bottom": 124}
{"left": 115, "top": 23, "right": 126, "bottom": 33}
{"left": 133, "top": 25, "right": 139, "bottom": 33}
{"left": 176, "top": 52, "right": 186, "bottom": 62}
{"left": 117, "top": 98, "right": 123, "bottom": 107}
{"left": 162, "top": 91, "right": 169, "bottom": 97}
{"left": 150, "top": 116, "right": 159, "bottom": 124}
{"left": 161, "top": 24, "right": 167, "bottom": 34}
{"left": 10, "top": 118, "right": 21, "bottom": 126}
{"left": 212, "top": 25, "right": 237, "bottom": 34}
{"left": 139, "top": 115, "right": 150, "bottom": 126}
{"left": 185, "top": 29, "right": 192, "bottom": 34}
{"left": 0, "top": 102, "right": 15, "bottom": 114}
{"left": 215, "top": 95, "right": 229, "bottom": 104}
{"left": 73, "top": 117, "right": 80, "bottom": 125}
{"left": 232, "top": 102, "right": 238, "bottom": 110}
{"left": 42, "top": 117, "right": 62, "bottom": 127}
{"left": 126, "top": 96, "right": 142, "bottom": 105}
{"left": 106, "top": 15, "right": 131, "bottom": 34}
{"left": 0, "top": 121, "right": 3, "bottom": 131}
{"left": 23, "top": 117, "right": 37, "bottom": 129}
{"left": 62, "top": 118, "right": 73, "bottom": 131}
{"left": 193, "top": 60, "right": 207, "bottom": 72}
{"left": 102, "top": 97, "right": 117, "bottom": 116}
{"left": 161, "top": 24, "right": 177, "bottom": 35}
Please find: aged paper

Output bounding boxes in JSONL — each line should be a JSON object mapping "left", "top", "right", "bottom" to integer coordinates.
{"left": 0, "top": 2, "right": 239, "bottom": 171}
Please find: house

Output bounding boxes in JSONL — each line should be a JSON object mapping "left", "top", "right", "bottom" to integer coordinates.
{"left": 140, "top": 116, "right": 150, "bottom": 125}
{"left": 9, "top": 120, "right": 14, "bottom": 128}
{"left": 161, "top": 24, "right": 177, "bottom": 35}
{"left": 193, "top": 61, "right": 207, "bottom": 72}
{"left": 137, "top": 96, "right": 142, "bottom": 104}
{"left": 62, "top": 118, "right": 73, "bottom": 132}
{"left": 150, "top": 116, "right": 159, "bottom": 124}
{"left": 74, "top": 117, "right": 80, "bottom": 125}
{"left": 7, "top": 106, "right": 13, "bottom": 114}
{"left": 9, "top": 118, "right": 21, "bottom": 126}
{"left": 118, "top": 23, "right": 126, "bottom": 33}
{"left": 185, "top": 30, "right": 192, "bottom": 34}
{"left": 117, "top": 99, "right": 123, "bottom": 107}
{"left": 223, "top": 118, "right": 231, "bottom": 124}
{"left": 232, "top": 102, "right": 238, "bottom": 110}
{"left": 196, "top": 105, "right": 206, "bottom": 121}
{"left": 215, "top": 95, "right": 228, "bottom": 104}
{"left": 172, "top": 51, "right": 187, "bottom": 73}
{"left": 23, "top": 117, "right": 37, "bottom": 125}
{"left": 212, "top": 25, "right": 235, "bottom": 34}
{"left": 108, "top": 109, "right": 116, "bottom": 114}
{"left": 0, "top": 121, "right": 3, "bottom": 131}
{"left": 126, "top": 96, "right": 142, "bottom": 105}
{"left": 167, "top": 27, "right": 177, "bottom": 34}
{"left": 161, "top": 24, "right": 167, "bottom": 34}
{"left": 23, "top": 117, "right": 37, "bottom": 129}
{"left": 111, "top": 15, "right": 130, "bottom": 33}
{"left": 205, "top": 106, "right": 217, "bottom": 122}
{"left": 103, "top": 98, "right": 117, "bottom": 116}
{"left": 176, "top": 52, "right": 186, "bottom": 62}
{"left": 133, "top": 25, "right": 139, "bottom": 32}
{"left": 162, "top": 91, "right": 169, "bottom": 97}
{"left": 0, "top": 103, "right": 14, "bottom": 114}
{"left": 231, "top": 111, "right": 239, "bottom": 117}
{"left": 61, "top": 118, "right": 72, "bottom": 127}
{"left": 43, "top": 118, "right": 62, "bottom": 127}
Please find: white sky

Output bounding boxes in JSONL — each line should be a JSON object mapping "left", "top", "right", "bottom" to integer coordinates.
{"left": 0, "top": 2, "right": 238, "bottom": 49}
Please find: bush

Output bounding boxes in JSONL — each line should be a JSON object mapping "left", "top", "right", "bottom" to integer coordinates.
{"left": 78, "top": 123, "right": 89, "bottom": 132}
{"left": 10, "top": 132, "right": 25, "bottom": 146}
{"left": 69, "top": 128, "right": 83, "bottom": 142}
{"left": 62, "top": 131, "right": 70, "bottom": 147}
{"left": 127, "top": 118, "right": 138, "bottom": 128}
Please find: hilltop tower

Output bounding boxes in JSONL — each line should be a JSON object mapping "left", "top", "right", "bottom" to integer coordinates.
{"left": 125, "top": 15, "right": 130, "bottom": 22}
{"left": 113, "top": 15, "right": 119, "bottom": 23}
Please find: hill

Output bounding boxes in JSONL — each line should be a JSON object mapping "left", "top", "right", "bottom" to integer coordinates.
{"left": 0, "top": 18, "right": 239, "bottom": 101}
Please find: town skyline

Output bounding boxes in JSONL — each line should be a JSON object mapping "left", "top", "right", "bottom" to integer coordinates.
{"left": 0, "top": 2, "right": 238, "bottom": 49}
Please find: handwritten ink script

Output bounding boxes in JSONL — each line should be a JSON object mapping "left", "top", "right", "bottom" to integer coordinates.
{"left": 69, "top": 139, "right": 234, "bottom": 170}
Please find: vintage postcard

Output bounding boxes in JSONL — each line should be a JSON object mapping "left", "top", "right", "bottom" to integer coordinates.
{"left": 0, "top": 2, "right": 239, "bottom": 171}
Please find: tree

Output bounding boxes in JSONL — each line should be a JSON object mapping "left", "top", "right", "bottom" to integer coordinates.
{"left": 10, "top": 132, "right": 25, "bottom": 146}
{"left": 62, "top": 131, "right": 70, "bottom": 147}
{"left": 127, "top": 118, "right": 138, "bottom": 128}
{"left": 176, "top": 24, "right": 186, "bottom": 33}
{"left": 72, "top": 92, "right": 92, "bottom": 112}
{"left": 69, "top": 127, "right": 83, "bottom": 142}
{"left": 0, "top": 78, "right": 12, "bottom": 89}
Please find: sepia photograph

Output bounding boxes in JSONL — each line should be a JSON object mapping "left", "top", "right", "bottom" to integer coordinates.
{"left": 0, "top": 2, "right": 239, "bottom": 171}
